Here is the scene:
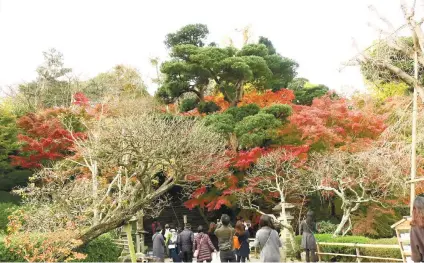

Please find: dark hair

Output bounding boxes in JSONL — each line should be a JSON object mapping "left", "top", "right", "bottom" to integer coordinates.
{"left": 221, "top": 214, "right": 231, "bottom": 226}
{"left": 208, "top": 222, "right": 216, "bottom": 233}
{"left": 235, "top": 221, "right": 245, "bottom": 234}
{"left": 197, "top": 225, "right": 204, "bottom": 233}
{"left": 412, "top": 196, "right": 424, "bottom": 227}
{"left": 259, "top": 215, "right": 274, "bottom": 229}
{"left": 156, "top": 226, "right": 162, "bottom": 232}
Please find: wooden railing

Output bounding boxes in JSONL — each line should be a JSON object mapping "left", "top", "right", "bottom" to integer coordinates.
{"left": 316, "top": 242, "right": 403, "bottom": 262}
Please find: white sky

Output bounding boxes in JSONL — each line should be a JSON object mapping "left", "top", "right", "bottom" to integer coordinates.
{"left": 0, "top": 0, "right": 417, "bottom": 96}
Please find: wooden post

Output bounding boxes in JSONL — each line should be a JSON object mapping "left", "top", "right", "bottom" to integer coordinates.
{"left": 355, "top": 247, "right": 362, "bottom": 263}
{"left": 137, "top": 214, "right": 145, "bottom": 254}
{"left": 124, "top": 223, "right": 137, "bottom": 263}
{"left": 317, "top": 243, "right": 322, "bottom": 262}
{"left": 411, "top": 51, "right": 418, "bottom": 216}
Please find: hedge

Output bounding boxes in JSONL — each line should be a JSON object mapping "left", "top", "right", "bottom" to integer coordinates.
{"left": 0, "top": 233, "right": 121, "bottom": 262}
{"left": 293, "top": 234, "right": 401, "bottom": 262}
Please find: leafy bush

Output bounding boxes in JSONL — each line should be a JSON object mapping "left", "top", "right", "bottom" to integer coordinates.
{"left": 78, "top": 233, "right": 122, "bottom": 262}
{"left": 0, "top": 203, "right": 18, "bottom": 231}
{"left": 0, "top": 235, "right": 25, "bottom": 261}
{"left": 198, "top": 101, "right": 220, "bottom": 114}
{"left": 0, "top": 170, "right": 32, "bottom": 192}
{"left": 203, "top": 113, "right": 235, "bottom": 134}
{"left": 234, "top": 113, "right": 281, "bottom": 148}
{"left": 317, "top": 221, "right": 338, "bottom": 234}
{"left": 260, "top": 104, "right": 292, "bottom": 120}
{"left": 0, "top": 233, "right": 121, "bottom": 262}
{"left": 294, "top": 85, "right": 328, "bottom": 105}
{"left": 294, "top": 234, "right": 401, "bottom": 262}
{"left": 0, "top": 191, "right": 20, "bottom": 204}
{"left": 179, "top": 98, "right": 199, "bottom": 112}
{"left": 225, "top": 104, "right": 260, "bottom": 122}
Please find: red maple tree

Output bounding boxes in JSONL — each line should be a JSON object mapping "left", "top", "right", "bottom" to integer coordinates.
{"left": 289, "top": 96, "right": 387, "bottom": 150}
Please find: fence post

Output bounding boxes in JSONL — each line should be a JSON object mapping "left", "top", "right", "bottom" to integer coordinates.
{"left": 317, "top": 243, "right": 322, "bottom": 262}
{"left": 356, "top": 247, "right": 362, "bottom": 263}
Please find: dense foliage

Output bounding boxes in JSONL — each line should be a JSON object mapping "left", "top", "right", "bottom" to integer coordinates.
{"left": 0, "top": 19, "right": 419, "bottom": 262}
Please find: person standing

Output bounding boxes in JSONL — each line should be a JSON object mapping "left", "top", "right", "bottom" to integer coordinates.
{"left": 300, "top": 211, "right": 318, "bottom": 262}
{"left": 235, "top": 221, "right": 250, "bottom": 262}
{"left": 152, "top": 219, "right": 161, "bottom": 234}
{"left": 411, "top": 196, "right": 424, "bottom": 262}
{"left": 194, "top": 226, "right": 217, "bottom": 263}
{"left": 215, "top": 214, "right": 236, "bottom": 262}
{"left": 167, "top": 228, "right": 181, "bottom": 262}
{"left": 152, "top": 226, "right": 165, "bottom": 262}
{"left": 208, "top": 222, "right": 219, "bottom": 251}
{"left": 177, "top": 223, "right": 194, "bottom": 263}
{"left": 252, "top": 215, "right": 282, "bottom": 263}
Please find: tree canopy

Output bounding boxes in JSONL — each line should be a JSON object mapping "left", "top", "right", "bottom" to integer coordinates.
{"left": 156, "top": 24, "right": 298, "bottom": 106}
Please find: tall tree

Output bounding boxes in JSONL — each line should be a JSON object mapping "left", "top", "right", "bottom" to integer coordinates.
{"left": 354, "top": 2, "right": 424, "bottom": 102}
{"left": 84, "top": 65, "right": 148, "bottom": 102}
{"left": 157, "top": 25, "right": 298, "bottom": 106}
{"left": 18, "top": 49, "right": 75, "bottom": 110}
{"left": 164, "top": 24, "right": 209, "bottom": 48}
{"left": 0, "top": 102, "right": 19, "bottom": 171}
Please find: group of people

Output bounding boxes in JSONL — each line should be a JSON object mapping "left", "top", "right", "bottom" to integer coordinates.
{"left": 152, "top": 212, "right": 318, "bottom": 263}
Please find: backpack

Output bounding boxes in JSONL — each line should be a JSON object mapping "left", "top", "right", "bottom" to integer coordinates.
{"left": 233, "top": 235, "right": 241, "bottom": 249}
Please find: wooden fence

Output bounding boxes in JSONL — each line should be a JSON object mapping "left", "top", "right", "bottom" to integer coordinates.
{"left": 316, "top": 242, "right": 403, "bottom": 262}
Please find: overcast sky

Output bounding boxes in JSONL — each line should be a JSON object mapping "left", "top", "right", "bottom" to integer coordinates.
{"left": 0, "top": 0, "right": 416, "bottom": 95}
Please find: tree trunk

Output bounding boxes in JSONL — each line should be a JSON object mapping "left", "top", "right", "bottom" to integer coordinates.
{"left": 230, "top": 81, "right": 245, "bottom": 107}
{"left": 333, "top": 208, "right": 351, "bottom": 237}
{"left": 79, "top": 216, "right": 128, "bottom": 245}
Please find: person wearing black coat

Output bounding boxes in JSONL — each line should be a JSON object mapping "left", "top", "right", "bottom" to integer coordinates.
{"left": 208, "top": 222, "right": 219, "bottom": 251}
{"left": 235, "top": 221, "right": 250, "bottom": 262}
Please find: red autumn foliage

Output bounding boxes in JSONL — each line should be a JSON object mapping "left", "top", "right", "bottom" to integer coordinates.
{"left": 73, "top": 92, "right": 90, "bottom": 107}
{"left": 205, "top": 95, "right": 230, "bottom": 112}
{"left": 11, "top": 109, "right": 86, "bottom": 169}
{"left": 239, "top": 89, "right": 295, "bottom": 107}
{"left": 289, "top": 96, "right": 386, "bottom": 150}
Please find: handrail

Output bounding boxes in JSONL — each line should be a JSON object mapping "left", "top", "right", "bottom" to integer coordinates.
{"left": 316, "top": 241, "right": 402, "bottom": 262}
{"left": 317, "top": 242, "right": 400, "bottom": 249}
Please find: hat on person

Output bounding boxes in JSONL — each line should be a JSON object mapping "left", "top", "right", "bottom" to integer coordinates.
{"left": 165, "top": 224, "right": 170, "bottom": 228}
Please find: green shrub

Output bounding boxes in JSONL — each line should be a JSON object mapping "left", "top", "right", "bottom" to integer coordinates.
{"left": 0, "top": 170, "right": 32, "bottom": 192}
{"left": 179, "top": 98, "right": 199, "bottom": 112}
{"left": 0, "top": 191, "right": 21, "bottom": 204}
{"left": 317, "top": 221, "right": 338, "bottom": 234}
{"left": 198, "top": 101, "right": 220, "bottom": 114}
{"left": 260, "top": 104, "right": 292, "bottom": 121}
{"left": 294, "top": 234, "right": 401, "bottom": 262}
{"left": 77, "top": 233, "right": 122, "bottom": 262}
{"left": 225, "top": 104, "right": 260, "bottom": 122}
{"left": 203, "top": 113, "right": 235, "bottom": 134}
{"left": 0, "top": 202, "right": 18, "bottom": 232}
{"left": 234, "top": 113, "right": 281, "bottom": 148}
